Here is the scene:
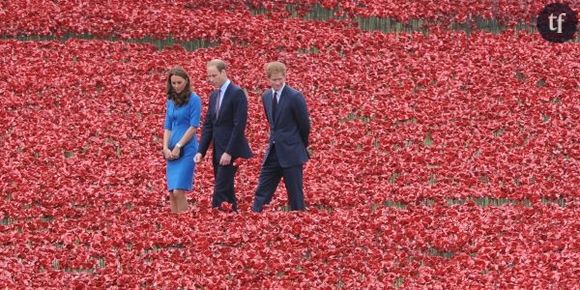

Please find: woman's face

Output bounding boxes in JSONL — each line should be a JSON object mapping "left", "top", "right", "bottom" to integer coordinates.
{"left": 170, "top": 75, "right": 187, "bottom": 94}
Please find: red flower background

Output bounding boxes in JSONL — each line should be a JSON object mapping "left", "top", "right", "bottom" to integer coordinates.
{"left": 1, "top": 1, "right": 579, "bottom": 288}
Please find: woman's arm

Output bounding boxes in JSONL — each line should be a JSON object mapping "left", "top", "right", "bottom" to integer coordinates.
{"left": 163, "top": 129, "right": 173, "bottom": 159}
{"left": 163, "top": 100, "right": 174, "bottom": 159}
{"left": 170, "top": 127, "right": 197, "bottom": 158}
{"left": 175, "top": 127, "right": 197, "bottom": 148}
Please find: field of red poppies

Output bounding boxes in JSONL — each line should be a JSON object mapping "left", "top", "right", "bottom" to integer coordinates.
{"left": 1, "top": 1, "right": 579, "bottom": 288}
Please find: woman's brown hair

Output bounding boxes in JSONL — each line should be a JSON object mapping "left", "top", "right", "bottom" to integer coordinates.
{"left": 166, "top": 66, "right": 192, "bottom": 106}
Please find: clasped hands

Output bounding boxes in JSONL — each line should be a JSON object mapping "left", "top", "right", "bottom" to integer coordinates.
{"left": 163, "top": 147, "right": 181, "bottom": 160}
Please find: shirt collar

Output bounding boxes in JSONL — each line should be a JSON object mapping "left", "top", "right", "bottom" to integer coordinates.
{"left": 272, "top": 83, "right": 285, "bottom": 98}
{"left": 220, "top": 79, "right": 231, "bottom": 96}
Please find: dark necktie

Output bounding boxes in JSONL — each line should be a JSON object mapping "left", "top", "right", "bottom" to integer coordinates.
{"left": 215, "top": 89, "right": 221, "bottom": 116}
{"left": 271, "top": 91, "right": 277, "bottom": 123}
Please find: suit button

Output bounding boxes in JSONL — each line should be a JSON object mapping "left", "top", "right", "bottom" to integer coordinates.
{"left": 272, "top": 141, "right": 276, "bottom": 144}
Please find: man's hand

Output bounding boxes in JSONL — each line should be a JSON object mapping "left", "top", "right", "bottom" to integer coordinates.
{"left": 219, "top": 152, "right": 232, "bottom": 166}
{"left": 194, "top": 153, "right": 203, "bottom": 163}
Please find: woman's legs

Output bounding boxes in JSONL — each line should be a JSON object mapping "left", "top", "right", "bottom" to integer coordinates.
{"left": 173, "top": 189, "right": 189, "bottom": 213}
{"left": 169, "top": 191, "right": 178, "bottom": 213}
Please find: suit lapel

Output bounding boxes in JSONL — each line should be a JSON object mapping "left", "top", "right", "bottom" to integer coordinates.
{"left": 211, "top": 90, "right": 220, "bottom": 123}
{"left": 214, "top": 83, "right": 231, "bottom": 123}
{"left": 264, "top": 90, "right": 273, "bottom": 126}
{"left": 273, "top": 86, "right": 289, "bottom": 127}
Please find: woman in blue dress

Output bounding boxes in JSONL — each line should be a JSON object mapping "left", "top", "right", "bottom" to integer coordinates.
{"left": 163, "top": 67, "right": 201, "bottom": 213}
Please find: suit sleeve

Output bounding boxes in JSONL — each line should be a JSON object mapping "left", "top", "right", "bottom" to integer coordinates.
{"left": 293, "top": 92, "right": 310, "bottom": 147}
{"left": 225, "top": 88, "right": 249, "bottom": 155}
{"left": 197, "top": 94, "right": 214, "bottom": 156}
{"left": 261, "top": 92, "right": 269, "bottom": 125}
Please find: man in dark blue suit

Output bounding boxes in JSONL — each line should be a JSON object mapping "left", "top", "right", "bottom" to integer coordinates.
{"left": 252, "top": 61, "right": 311, "bottom": 212}
{"left": 195, "top": 59, "right": 252, "bottom": 211}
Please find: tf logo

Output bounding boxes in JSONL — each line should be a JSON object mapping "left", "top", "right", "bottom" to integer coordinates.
{"left": 537, "top": 3, "right": 578, "bottom": 43}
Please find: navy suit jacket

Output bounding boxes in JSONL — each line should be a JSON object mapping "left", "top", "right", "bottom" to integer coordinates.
{"left": 263, "top": 85, "right": 310, "bottom": 168}
{"left": 198, "top": 82, "right": 252, "bottom": 160}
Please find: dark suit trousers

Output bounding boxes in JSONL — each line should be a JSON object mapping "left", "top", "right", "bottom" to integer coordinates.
{"left": 252, "top": 146, "right": 305, "bottom": 212}
{"left": 211, "top": 153, "right": 238, "bottom": 211}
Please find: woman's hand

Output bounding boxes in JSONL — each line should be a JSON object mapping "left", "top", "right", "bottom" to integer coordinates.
{"left": 163, "top": 148, "right": 173, "bottom": 160}
{"left": 170, "top": 147, "right": 181, "bottom": 159}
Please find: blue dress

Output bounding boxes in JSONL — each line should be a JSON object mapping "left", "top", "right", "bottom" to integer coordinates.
{"left": 164, "top": 93, "right": 202, "bottom": 191}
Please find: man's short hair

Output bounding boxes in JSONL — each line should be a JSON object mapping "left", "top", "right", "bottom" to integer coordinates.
{"left": 265, "top": 61, "right": 287, "bottom": 78}
{"left": 207, "top": 59, "right": 227, "bottom": 72}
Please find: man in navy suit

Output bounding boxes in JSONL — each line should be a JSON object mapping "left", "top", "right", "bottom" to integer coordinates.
{"left": 252, "top": 61, "right": 311, "bottom": 212}
{"left": 195, "top": 59, "right": 252, "bottom": 211}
